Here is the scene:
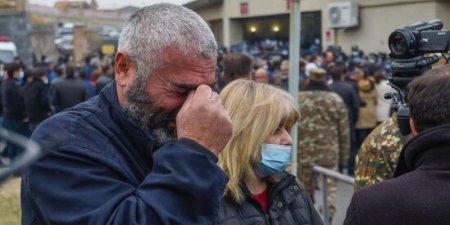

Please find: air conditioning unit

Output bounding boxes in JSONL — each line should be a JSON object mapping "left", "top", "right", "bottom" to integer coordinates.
{"left": 327, "top": 2, "right": 359, "bottom": 29}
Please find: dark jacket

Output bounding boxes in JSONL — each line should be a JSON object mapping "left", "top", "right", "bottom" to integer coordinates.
{"left": 330, "top": 80, "right": 359, "bottom": 125}
{"left": 344, "top": 124, "right": 450, "bottom": 225}
{"left": 1, "top": 78, "right": 26, "bottom": 120}
{"left": 21, "top": 82, "right": 228, "bottom": 225}
{"left": 216, "top": 173, "right": 323, "bottom": 225}
{"left": 52, "top": 78, "right": 87, "bottom": 112}
{"left": 23, "top": 80, "right": 51, "bottom": 124}
{"left": 96, "top": 75, "right": 114, "bottom": 93}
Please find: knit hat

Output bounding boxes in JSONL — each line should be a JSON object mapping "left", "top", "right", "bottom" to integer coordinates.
{"left": 309, "top": 68, "right": 327, "bottom": 81}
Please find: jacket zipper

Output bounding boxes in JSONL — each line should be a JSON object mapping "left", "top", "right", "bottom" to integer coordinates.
{"left": 265, "top": 214, "right": 271, "bottom": 225}
{"left": 247, "top": 198, "right": 271, "bottom": 225}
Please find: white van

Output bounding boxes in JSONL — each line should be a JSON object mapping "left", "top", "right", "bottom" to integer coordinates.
{"left": 0, "top": 36, "right": 17, "bottom": 64}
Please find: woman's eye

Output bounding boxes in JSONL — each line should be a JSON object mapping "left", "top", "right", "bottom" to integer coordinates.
{"left": 274, "top": 126, "right": 283, "bottom": 134}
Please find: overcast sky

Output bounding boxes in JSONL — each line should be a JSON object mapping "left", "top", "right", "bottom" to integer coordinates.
{"left": 29, "top": 0, "right": 194, "bottom": 9}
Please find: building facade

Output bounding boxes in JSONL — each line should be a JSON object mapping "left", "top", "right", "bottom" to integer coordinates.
{"left": 185, "top": 0, "right": 450, "bottom": 54}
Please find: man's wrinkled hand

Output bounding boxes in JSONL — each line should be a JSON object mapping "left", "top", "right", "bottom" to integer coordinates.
{"left": 176, "top": 85, "right": 233, "bottom": 155}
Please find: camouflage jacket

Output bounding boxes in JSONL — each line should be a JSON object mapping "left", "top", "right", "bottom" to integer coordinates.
{"left": 354, "top": 114, "right": 403, "bottom": 190}
{"left": 298, "top": 90, "right": 350, "bottom": 168}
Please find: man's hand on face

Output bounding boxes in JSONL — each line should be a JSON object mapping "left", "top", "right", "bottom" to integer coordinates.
{"left": 176, "top": 84, "right": 233, "bottom": 155}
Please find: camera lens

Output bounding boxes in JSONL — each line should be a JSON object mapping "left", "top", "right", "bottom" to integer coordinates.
{"left": 388, "top": 30, "right": 418, "bottom": 58}
{"left": 389, "top": 31, "right": 409, "bottom": 57}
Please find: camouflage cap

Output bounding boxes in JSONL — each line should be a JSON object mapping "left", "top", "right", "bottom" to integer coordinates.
{"left": 309, "top": 68, "right": 327, "bottom": 81}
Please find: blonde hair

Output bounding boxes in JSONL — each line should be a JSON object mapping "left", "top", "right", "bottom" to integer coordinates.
{"left": 219, "top": 79, "right": 300, "bottom": 203}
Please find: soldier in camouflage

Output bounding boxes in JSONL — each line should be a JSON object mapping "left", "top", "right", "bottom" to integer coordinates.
{"left": 298, "top": 68, "right": 350, "bottom": 219}
{"left": 354, "top": 112, "right": 414, "bottom": 191}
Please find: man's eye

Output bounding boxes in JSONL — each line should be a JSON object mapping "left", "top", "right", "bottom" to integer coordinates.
{"left": 175, "top": 90, "right": 188, "bottom": 96}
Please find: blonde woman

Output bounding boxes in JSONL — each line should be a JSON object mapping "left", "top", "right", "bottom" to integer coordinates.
{"left": 216, "top": 79, "right": 322, "bottom": 225}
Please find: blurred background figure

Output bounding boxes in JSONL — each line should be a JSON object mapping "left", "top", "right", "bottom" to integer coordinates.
{"left": 272, "top": 59, "right": 289, "bottom": 90}
{"left": 329, "top": 63, "right": 360, "bottom": 175}
{"left": 220, "top": 53, "right": 252, "bottom": 90}
{"left": 51, "top": 65, "right": 87, "bottom": 113}
{"left": 23, "top": 68, "right": 52, "bottom": 131}
{"left": 78, "top": 68, "right": 97, "bottom": 99}
{"left": 374, "top": 68, "right": 393, "bottom": 124}
{"left": 355, "top": 68, "right": 377, "bottom": 149}
{"left": 253, "top": 68, "right": 269, "bottom": 83}
{"left": 1, "top": 63, "right": 29, "bottom": 161}
{"left": 96, "top": 64, "right": 114, "bottom": 93}
{"left": 51, "top": 66, "right": 65, "bottom": 85}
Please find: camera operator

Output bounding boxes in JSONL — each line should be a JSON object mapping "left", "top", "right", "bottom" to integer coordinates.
{"left": 344, "top": 65, "right": 450, "bottom": 225}
{"left": 354, "top": 19, "right": 450, "bottom": 190}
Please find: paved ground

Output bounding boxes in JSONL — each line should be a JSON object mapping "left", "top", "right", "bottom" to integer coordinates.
{"left": 314, "top": 178, "right": 354, "bottom": 225}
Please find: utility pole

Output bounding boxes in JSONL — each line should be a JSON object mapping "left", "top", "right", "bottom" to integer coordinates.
{"left": 289, "top": 0, "right": 301, "bottom": 177}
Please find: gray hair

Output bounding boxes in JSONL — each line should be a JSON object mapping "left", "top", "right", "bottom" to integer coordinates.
{"left": 118, "top": 3, "right": 217, "bottom": 79}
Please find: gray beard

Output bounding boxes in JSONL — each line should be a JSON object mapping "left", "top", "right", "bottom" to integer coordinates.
{"left": 123, "top": 77, "right": 177, "bottom": 147}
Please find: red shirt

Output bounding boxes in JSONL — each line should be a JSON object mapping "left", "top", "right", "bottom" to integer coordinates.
{"left": 251, "top": 188, "right": 269, "bottom": 214}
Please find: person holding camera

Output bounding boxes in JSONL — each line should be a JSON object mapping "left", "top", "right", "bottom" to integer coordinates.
{"left": 344, "top": 65, "right": 450, "bottom": 225}
{"left": 216, "top": 79, "right": 323, "bottom": 225}
{"left": 21, "top": 4, "right": 233, "bottom": 225}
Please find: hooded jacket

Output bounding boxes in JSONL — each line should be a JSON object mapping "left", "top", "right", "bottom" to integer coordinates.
{"left": 21, "top": 82, "right": 228, "bottom": 225}
{"left": 344, "top": 124, "right": 450, "bottom": 225}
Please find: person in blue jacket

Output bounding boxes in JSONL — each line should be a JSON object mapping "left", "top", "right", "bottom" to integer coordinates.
{"left": 21, "top": 4, "right": 233, "bottom": 225}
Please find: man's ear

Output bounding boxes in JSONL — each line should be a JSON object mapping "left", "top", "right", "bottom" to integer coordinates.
{"left": 115, "top": 51, "right": 136, "bottom": 106}
{"left": 410, "top": 118, "right": 418, "bottom": 136}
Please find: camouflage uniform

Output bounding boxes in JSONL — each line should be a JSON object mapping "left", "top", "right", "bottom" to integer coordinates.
{"left": 297, "top": 90, "right": 350, "bottom": 216}
{"left": 354, "top": 114, "right": 404, "bottom": 190}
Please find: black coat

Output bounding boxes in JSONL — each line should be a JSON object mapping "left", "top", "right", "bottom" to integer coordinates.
{"left": 1, "top": 78, "right": 26, "bottom": 120}
{"left": 216, "top": 173, "right": 323, "bottom": 225}
{"left": 330, "top": 81, "right": 359, "bottom": 125}
{"left": 344, "top": 124, "right": 450, "bottom": 225}
{"left": 23, "top": 80, "right": 51, "bottom": 123}
{"left": 52, "top": 78, "right": 87, "bottom": 112}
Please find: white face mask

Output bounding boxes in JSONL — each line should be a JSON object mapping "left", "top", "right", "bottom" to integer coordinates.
{"left": 18, "top": 71, "right": 24, "bottom": 80}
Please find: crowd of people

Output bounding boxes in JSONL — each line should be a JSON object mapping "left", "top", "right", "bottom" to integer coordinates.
{"left": 0, "top": 3, "right": 447, "bottom": 225}
{"left": 0, "top": 53, "right": 115, "bottom": 163}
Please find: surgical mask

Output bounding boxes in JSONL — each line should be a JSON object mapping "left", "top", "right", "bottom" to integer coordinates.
{"left": 18, "top": 71, "right": 24, "bottom": 80}
{"left": 255, "top": 144, "right": 291, "bottom": 178}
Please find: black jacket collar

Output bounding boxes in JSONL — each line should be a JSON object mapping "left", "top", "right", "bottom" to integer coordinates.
{"left": 394, "top": 124, "right": 450, "bottom": 177}
{"left": 98, "top": 82, "right": 156, "bottom": 176}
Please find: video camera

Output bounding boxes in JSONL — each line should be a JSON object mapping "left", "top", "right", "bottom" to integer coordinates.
{"left": 386, "top": 19, "right": 450, "bottom": 135}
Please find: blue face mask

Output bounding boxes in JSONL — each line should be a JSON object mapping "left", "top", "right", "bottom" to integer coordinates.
{"left": 255, "top": 144, "right": 291, "bottom": 178}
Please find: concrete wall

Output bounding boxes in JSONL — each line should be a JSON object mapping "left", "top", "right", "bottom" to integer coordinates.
{"left": 335, "top": 1, "right": 438, "bottom": 53}
{"left": 195, "top": 4, "right": 223, "bottom": 21}
{"left": 436, "top": 1, "right": 450, "bottom": 27}
{"left": 28, "top": 4, "right": 127, "bottom": 28}
{"left": 223, "top": 18, "right": 244, "bottom": 46}
{"left": 0, "top": 11, "right": 33, "bottom": 66}
{"left": 30, "top": 24, "right": 59, "bottom": 63}
{"left": 190, "top": 0, "right": 449, "bottom": 53}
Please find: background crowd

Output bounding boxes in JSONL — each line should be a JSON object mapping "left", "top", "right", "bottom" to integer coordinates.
{"left": 0, "top": 52, "right": 115, "bottom": 164}
{"left": 0, "top": 42, "right": 395, "bottom": 181}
